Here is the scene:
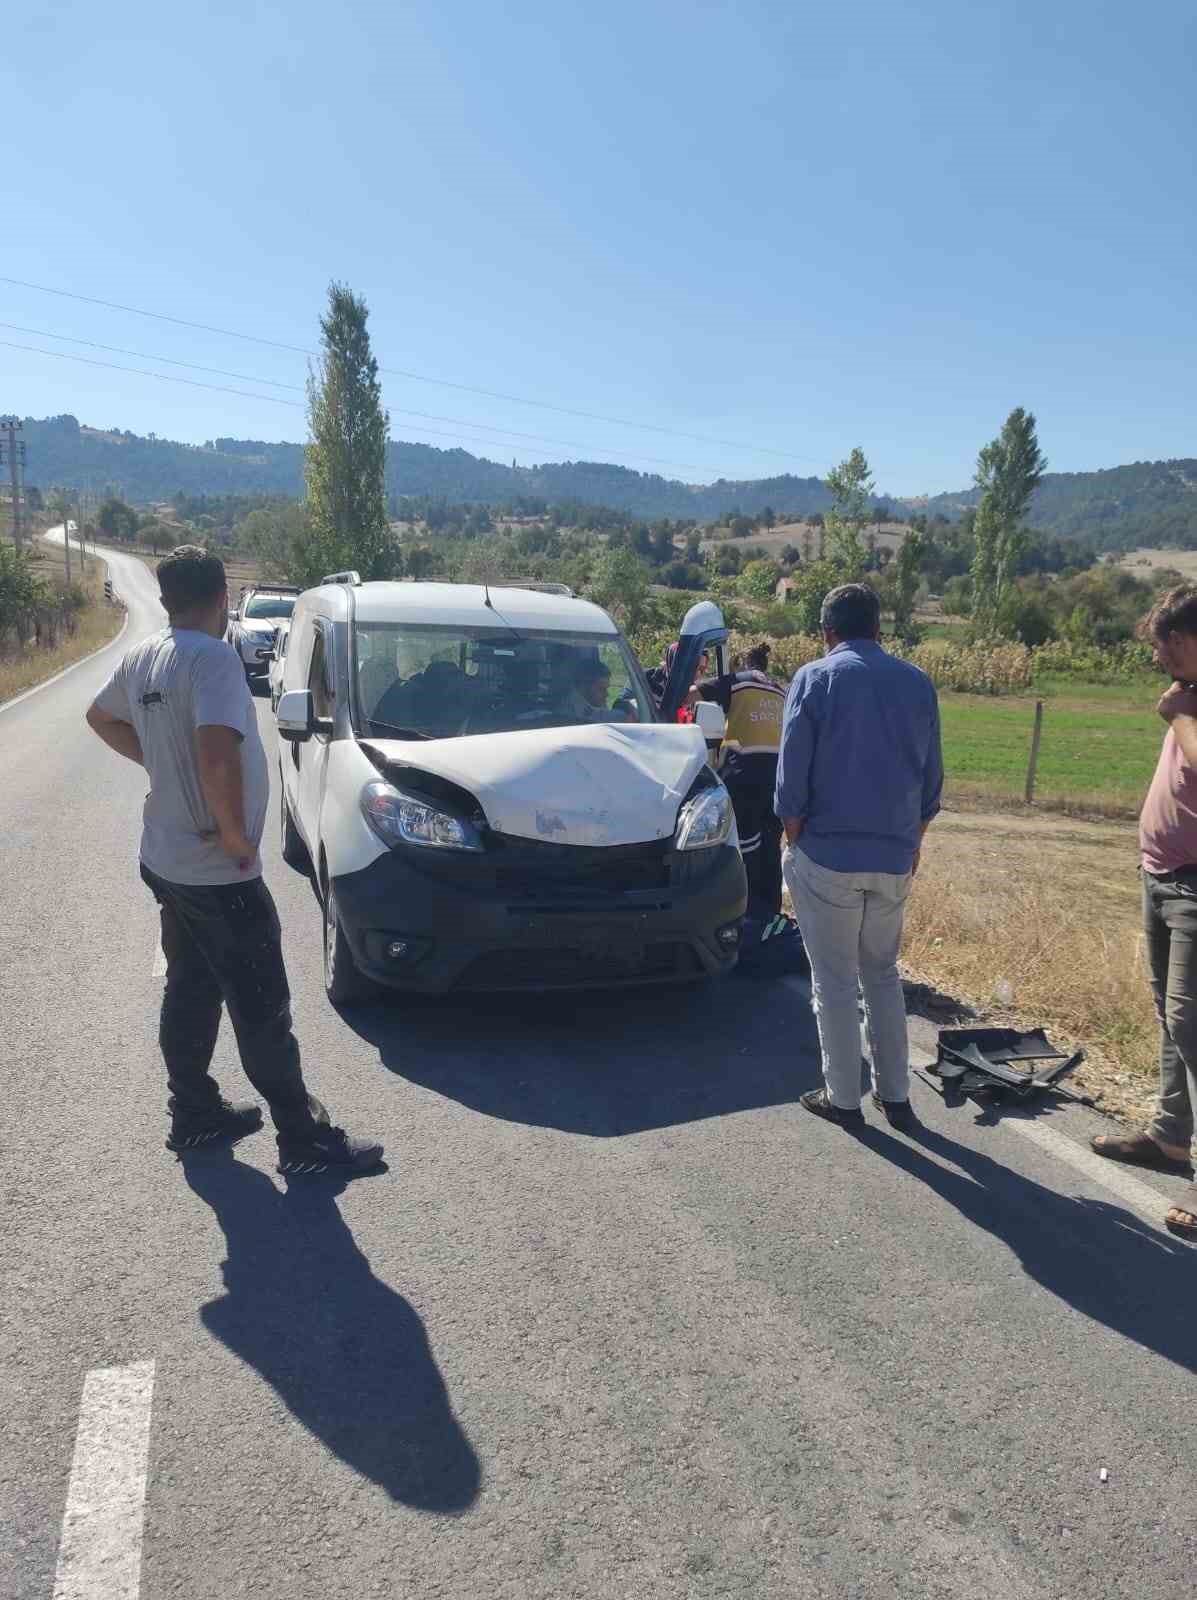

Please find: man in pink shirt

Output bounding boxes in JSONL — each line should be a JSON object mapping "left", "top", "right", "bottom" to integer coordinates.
{"left": 1092, "top": 585, "right": 1197, "bottom": 1237}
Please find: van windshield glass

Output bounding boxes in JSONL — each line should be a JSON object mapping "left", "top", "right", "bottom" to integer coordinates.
{"left": 354, "top": 624, "right": 653, "bottom": 739}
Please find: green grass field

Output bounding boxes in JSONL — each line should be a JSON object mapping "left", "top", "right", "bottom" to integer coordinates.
{"left": 940, "top": 680, "right": 1163, "bottom": 812}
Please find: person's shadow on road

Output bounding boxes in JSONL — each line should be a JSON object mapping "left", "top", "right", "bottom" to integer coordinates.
{"left": 182, "top": 1151, "right": 481, "bottom": 1512}
{"left": 859, "top": 1118, "right": 1197, "bottom": 1374}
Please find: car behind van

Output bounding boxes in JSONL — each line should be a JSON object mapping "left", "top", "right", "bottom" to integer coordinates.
{"left": 276, "top": 574, "right": 747, "bottom": 1001}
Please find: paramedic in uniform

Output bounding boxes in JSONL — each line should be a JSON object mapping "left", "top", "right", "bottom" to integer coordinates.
{"left": 694, "top": 642, "right": 786, "bottom": 917}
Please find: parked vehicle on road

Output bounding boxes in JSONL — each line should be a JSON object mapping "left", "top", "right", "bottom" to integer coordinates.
{"left": 230, "top": 583, "right": 300, "bottom": 691}
{"left": 268, "top": 620, "right": 291, "bottom": 711}
{"left": 275, "top": 574, "right": 746, "bottom": 1002}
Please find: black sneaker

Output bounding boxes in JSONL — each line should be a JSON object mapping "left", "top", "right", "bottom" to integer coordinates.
{"left": 871, "top": 1093, "right": 919, "bottom": 1131}
{"left": 166, "top": 1099, "right": 263, "bottom": 1152}
{"left": 277, "top": 1126, "right": 384, "bottom": 1176}
{"left": 800, "top": 1087, "right": 865, "bottom": 1128}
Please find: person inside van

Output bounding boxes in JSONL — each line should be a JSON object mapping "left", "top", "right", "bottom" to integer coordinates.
{"left": 561, "top": 655, "right": 639, "bottom": 725}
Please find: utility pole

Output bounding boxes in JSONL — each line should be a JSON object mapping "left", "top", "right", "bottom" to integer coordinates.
{"left": 1, "top": 416, "right": 24, "bottom": 547}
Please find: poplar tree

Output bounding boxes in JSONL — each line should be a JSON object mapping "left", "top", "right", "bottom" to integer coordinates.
{"left": 304, "top": 283, "right": 392, "bottom": 583}
{"left": 824, "top": 447, "right": 874, "bottom": 577}
{"left": 969, "top": 408, "right": 1047, "bottom": 634}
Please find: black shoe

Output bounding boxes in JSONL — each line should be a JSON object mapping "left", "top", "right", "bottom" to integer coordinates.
{"left": 167, "top": 1099, "right": 263, "bottom": 1152}
{"left": 277, "top": 1125, "right": 384, "bottom": 1176}
{"left": 800, "top": 1088, "right": 865, "bottom": 1128}
{"left": 871, "top": 1093, "right": 919, "bottom": 1131}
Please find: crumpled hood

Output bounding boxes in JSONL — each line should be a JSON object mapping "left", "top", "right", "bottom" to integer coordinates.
{"left": 362, "top": 723, "right": 708, "bottom": 847}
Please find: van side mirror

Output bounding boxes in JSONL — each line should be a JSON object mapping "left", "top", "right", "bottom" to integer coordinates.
{"left": 277, "top": 689, "right": 315, "bottom": 742}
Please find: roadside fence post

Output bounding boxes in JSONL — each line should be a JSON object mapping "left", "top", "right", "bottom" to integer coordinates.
{"left": 1024, "top": 699, "right": 1044, "bottom": 804}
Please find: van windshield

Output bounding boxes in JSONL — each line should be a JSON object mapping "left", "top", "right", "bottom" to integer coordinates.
{"left": 354, "top": 623, "right": 654, "bottom": 740}
{"left": 244, "top": 595, "right": 296, "bottom": 620}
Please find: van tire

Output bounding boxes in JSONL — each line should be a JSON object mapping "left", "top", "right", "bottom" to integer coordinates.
{"left": 280, "top": 787, "right": 309, "bottom": 870}
{"left": 323, "top": 880, "right": 374, "bottom": 1005}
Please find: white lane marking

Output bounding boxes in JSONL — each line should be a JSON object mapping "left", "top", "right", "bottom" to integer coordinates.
{"left": 907, "top": 1041, "right": 1178, "bottom": 1231}
{"left": 152, "top": 944, "right": 167, "bottom": 978}
{"left": 52, "top": 1360, "right": 156, "bottom": 1600}
{"left": 1003, "top": 1115, "right": 1177, "bottom": 1231}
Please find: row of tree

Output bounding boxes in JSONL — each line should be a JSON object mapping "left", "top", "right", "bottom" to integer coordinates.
{"left": 52, "top": 285, "right": 1130, "bottom": 663}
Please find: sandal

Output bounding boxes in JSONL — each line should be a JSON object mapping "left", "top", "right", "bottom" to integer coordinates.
{"left": 1090, "top": 1131, "right": 1192, "bottom": 1175}
{"left": 1165, "top": 1183, "right": 1197, "bottom": 1241}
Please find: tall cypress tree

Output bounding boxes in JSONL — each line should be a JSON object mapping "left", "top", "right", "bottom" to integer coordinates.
{"left": 304, "top": 283, "right": 392, "bottom": 583}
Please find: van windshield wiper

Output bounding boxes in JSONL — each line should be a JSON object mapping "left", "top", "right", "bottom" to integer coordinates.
{"left": 366, "top": 718, "right": 431, "bottom": 741}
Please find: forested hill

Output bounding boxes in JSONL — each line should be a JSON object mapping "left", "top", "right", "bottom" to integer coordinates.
{"left": 12, "top": 414, "right": 834, "bottom": 521}
{"left": 9, "top": 413, "right": 1197, "bottom": 547}
{"left": 918, "top": 457, "right": 1197, "bottom": 548}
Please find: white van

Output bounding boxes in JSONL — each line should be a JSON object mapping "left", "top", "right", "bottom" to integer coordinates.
{"left": 276, "top": 574, "right": 747, "bottom": 1002}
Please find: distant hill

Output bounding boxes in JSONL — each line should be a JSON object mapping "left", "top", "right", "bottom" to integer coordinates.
{"left": 917, "top": 457, "right": 1197, "bottom": 549}
{"left": 8, "top": 413, "right": 1197, "bottom": 548}
{"left": 11, "top": 414, "right": 834, "bottom": 522}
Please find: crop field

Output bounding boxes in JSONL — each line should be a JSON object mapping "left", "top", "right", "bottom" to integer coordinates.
{"left": 939, "top": 681, "right": 1162, "bottom": 813}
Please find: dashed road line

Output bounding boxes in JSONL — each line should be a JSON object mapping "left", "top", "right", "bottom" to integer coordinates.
{"left": 152, "top": 944, "right": 167, "bottom": 978}
{"left": 52, "top": 1359, "right": 156, "bottom": 1600}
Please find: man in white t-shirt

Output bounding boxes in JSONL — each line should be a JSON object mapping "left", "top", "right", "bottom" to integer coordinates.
{"left": 86, "top": 545, "right": 382, "bottom": 1177}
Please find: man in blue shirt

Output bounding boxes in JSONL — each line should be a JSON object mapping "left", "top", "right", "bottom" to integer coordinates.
{"left": 775, "top": 583, "right": 943, "bottom": 1131}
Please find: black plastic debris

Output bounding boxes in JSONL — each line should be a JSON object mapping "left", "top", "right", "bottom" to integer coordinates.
{"left": 917, "top": 1027, "right": 1092, "bottom": 1107}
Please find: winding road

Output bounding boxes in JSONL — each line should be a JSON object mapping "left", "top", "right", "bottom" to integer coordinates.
{"left": 1, "top": 536, "right": 1194, "bottom": 1599}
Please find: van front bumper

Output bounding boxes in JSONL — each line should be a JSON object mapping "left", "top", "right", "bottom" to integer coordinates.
{"left": 330, "top": 840, "right": 747, "bottom": 993}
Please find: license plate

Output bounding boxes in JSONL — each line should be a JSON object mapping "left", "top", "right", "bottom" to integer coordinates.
{"left": 575, "top": 929, "right": 645, "bottom": 971}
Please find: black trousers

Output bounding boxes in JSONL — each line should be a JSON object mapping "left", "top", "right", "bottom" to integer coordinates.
{"left": 140, "top": 865, "right": 325, "bottom": 1138}
{"left": 724, "top": 757, "right": 783, "bottom": 919}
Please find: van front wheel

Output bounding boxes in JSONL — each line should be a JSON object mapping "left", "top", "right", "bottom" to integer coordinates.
{"left": 323, "top": 882, "right": 374, "bottom": 1005}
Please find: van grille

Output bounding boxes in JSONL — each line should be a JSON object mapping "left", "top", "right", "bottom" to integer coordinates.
{"left": 490, "top": 835, "right": 671, "bottom": 899}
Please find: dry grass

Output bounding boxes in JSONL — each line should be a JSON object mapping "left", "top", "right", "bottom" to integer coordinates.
{"left": 902, "top": 807, "right": 1157, "bottom": 1124}
{"left": 699, "top": 520, "right": 910, "bottom": 559}
{"left": 115, "top": 544, "right": 261, "bottom": 594}
{"left": 0, "top": 540, "right": 126, "bottom": 705}
{"left": 1113, "top": 548, "right": 1197, "bottom": 580}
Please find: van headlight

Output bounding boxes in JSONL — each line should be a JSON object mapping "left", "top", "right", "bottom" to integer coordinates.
{"left": 675, "top": 783, "right": 734, "bottom": 851}
{"left": 361, "top": 780, "right": 484, "bottom": 853}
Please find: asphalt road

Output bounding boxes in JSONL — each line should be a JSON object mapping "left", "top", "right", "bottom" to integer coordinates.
{"left": 2, "top": 542, "right": 1195, "bottom": 1600}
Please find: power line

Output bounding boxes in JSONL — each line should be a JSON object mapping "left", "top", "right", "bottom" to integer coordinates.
{"left": 0, "top": 322, "right": 304, "bottom": 390}
{"left": 0, "top": 321, "right": 750, "bottom": 472}
{"left": 0, "top": 339, "right": 743, "bottom": 475}
{"left": 0, "top": 272, "right": 819, "bottom": 466}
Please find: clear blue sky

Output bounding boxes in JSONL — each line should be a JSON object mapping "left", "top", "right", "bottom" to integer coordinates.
{"left": 3, "top": 0, "right": 1194, "bottom": 497}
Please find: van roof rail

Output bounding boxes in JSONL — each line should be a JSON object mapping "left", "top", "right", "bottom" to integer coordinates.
{"left": 320, "top": 570, "right": 361, "bottom": 587}
{"left": 491, "top": 579, "right": 575, "bottom": 597}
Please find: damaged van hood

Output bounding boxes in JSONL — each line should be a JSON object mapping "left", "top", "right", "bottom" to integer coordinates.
{"left": 361, "top": 723, "right": 708, "bottom": 847}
